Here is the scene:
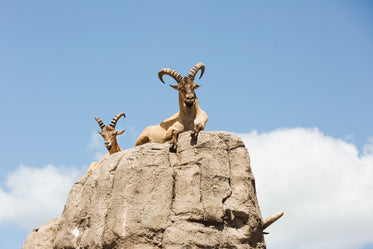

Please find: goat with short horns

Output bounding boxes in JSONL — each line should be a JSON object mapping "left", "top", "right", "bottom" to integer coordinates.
{"left": 87, "top": 112, "right": 126, "bottom": 173}
{"left": 135, "top": 63, "right": 208, "bottom": 151}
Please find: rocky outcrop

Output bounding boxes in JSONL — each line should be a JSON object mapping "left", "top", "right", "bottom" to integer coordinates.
{"left": 22, "top": 217, "right": 60, "bottom": 249}
{"left": 23, "top": 131, "right": 266, "bottom": 249}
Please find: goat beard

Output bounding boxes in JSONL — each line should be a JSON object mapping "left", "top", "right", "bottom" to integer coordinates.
{"left": 185, "top": 101, "right": 194, "bottom": 108}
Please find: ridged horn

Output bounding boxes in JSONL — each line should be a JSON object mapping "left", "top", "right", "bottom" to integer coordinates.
{"left": 263, "top": 212, "right": 284, "bottom": 230}
{"left": 158, "top": 68, "right": 183, "bottom": 84}
{"left": 95, "top": 116, "right": 105, "bottom": 129}
{"left": 110, "top": 112, "right": 126, "bottom": 128}
{"left": 187, "top": 63, "right": 205, "bottom": 80}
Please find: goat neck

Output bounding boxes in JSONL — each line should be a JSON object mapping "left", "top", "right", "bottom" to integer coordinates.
{"left": 108, "top": 142, "right": 121, "bottom": 155}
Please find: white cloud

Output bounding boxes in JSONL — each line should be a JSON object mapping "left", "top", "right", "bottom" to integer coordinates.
{"left": 0, "top": 165, "right": 82, "bottom": 229}
{"left": 87, "top": 131, "right": 107, "bottom": 161}
{"left": 238, "top": 127, "right": 373, "bottom": 249}
{"left": 88, "top": 131, "right": 103, "bottom": 151}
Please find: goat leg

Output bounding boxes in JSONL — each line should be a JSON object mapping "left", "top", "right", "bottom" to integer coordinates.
{"left": 191, "top": 124, "right": 202, "bottom": 139}
{"left": 169, "top": 130, "right": 179, "bottom": 152}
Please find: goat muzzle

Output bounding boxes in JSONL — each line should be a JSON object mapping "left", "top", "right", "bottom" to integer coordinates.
{"left": 105, "top": 142, "right": 112, "bottom": 150}
{"left": 185, "top": 100, "right": 195, "bottom": 108}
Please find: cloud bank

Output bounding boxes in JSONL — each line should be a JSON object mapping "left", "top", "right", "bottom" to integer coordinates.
{"left": 0, "top": 165, "right": 81, "bottom": 229}
{"left": 239, "top": 127, "right": 373, "bottom": 249}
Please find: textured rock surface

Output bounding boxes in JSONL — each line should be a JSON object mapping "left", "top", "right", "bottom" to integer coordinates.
{"left": 24, "top": 131, "right": 266, "bottom": 249}
{"left": 22, "top": 217, "right": 60, "bottom": 249}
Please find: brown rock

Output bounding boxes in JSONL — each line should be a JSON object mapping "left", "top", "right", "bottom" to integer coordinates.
{"left": 23, "top": 131, "right": 266, "bottom": 249}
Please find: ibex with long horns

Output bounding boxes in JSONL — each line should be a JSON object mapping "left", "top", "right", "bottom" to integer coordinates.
{"left": 135, "top": 63, "right": 208, "bottom": 151}
{"left": 87, "top": 112, "right": 126, "bottom": 173}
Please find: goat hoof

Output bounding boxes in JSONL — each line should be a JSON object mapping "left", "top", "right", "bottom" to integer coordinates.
{"left": 169, "top": 143, "right": 177, "bottom": 152}
{"left": 191, "top": 131, "right": 199, "bottom": 139}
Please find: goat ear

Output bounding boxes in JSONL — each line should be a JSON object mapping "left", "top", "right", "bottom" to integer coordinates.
{"left": 117, "top": 130, "right": 125, "bottom": 135}
{"left": 195, "top": 84, "right": 202, "bottom": 89}
{"left": 170, "top": 84, "right": 179, "bottom": 91}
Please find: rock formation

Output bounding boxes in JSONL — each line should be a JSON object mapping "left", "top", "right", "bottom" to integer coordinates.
{"left": 23, "top": 131, "right": 267, "bottom": 249}
{"left": 22, "top": 217, "right": 60, "bottom": 249}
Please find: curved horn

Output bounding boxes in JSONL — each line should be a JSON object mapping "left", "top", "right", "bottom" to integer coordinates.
{"left": 95, "top": 116, "right": 105, "bottom": 129}
{"left": 158, "top": 68, "right": 183, "bottom": 84}
{"left": 263, "top": 212, "right": 284, "bottom": 230}
{"left": 187, "top": 63, "right": 205, "bottom": 80}
{"left": 110, "top": 112, "right": 126, "bottom": 128}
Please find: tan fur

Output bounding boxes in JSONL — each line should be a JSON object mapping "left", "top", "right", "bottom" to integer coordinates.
{"left": 135, "top": 64, "right": 208, "bottom": 149}
{"left": 135, "top": 102, "right": 208, "bottom": 147}
{"left": 87, "top": 113, "right": 125, "bottom": 173}
{"left": 86, "top": 154, "right": 108, "bottom": 173}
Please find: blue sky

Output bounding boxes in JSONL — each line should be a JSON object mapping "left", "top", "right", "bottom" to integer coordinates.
{"left": 0, "top": 1, "right": 372, "bottom": 249}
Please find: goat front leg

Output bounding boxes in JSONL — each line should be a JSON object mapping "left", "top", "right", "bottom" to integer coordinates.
{"left": 191, "top": 111, "right": 208, "bottom": 139}
{"left": 169, "top": 130, "right": 179, "bottom": 152}
{"left": 191, "top": 123, "right": 203, "bottom": 139}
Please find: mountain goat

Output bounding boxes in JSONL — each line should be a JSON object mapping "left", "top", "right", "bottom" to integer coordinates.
{"left": 87, "top": 112, "right": 125, "bottom": 173}
{"left": 135, "top": 63, "right": 208, "bottom": 151}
